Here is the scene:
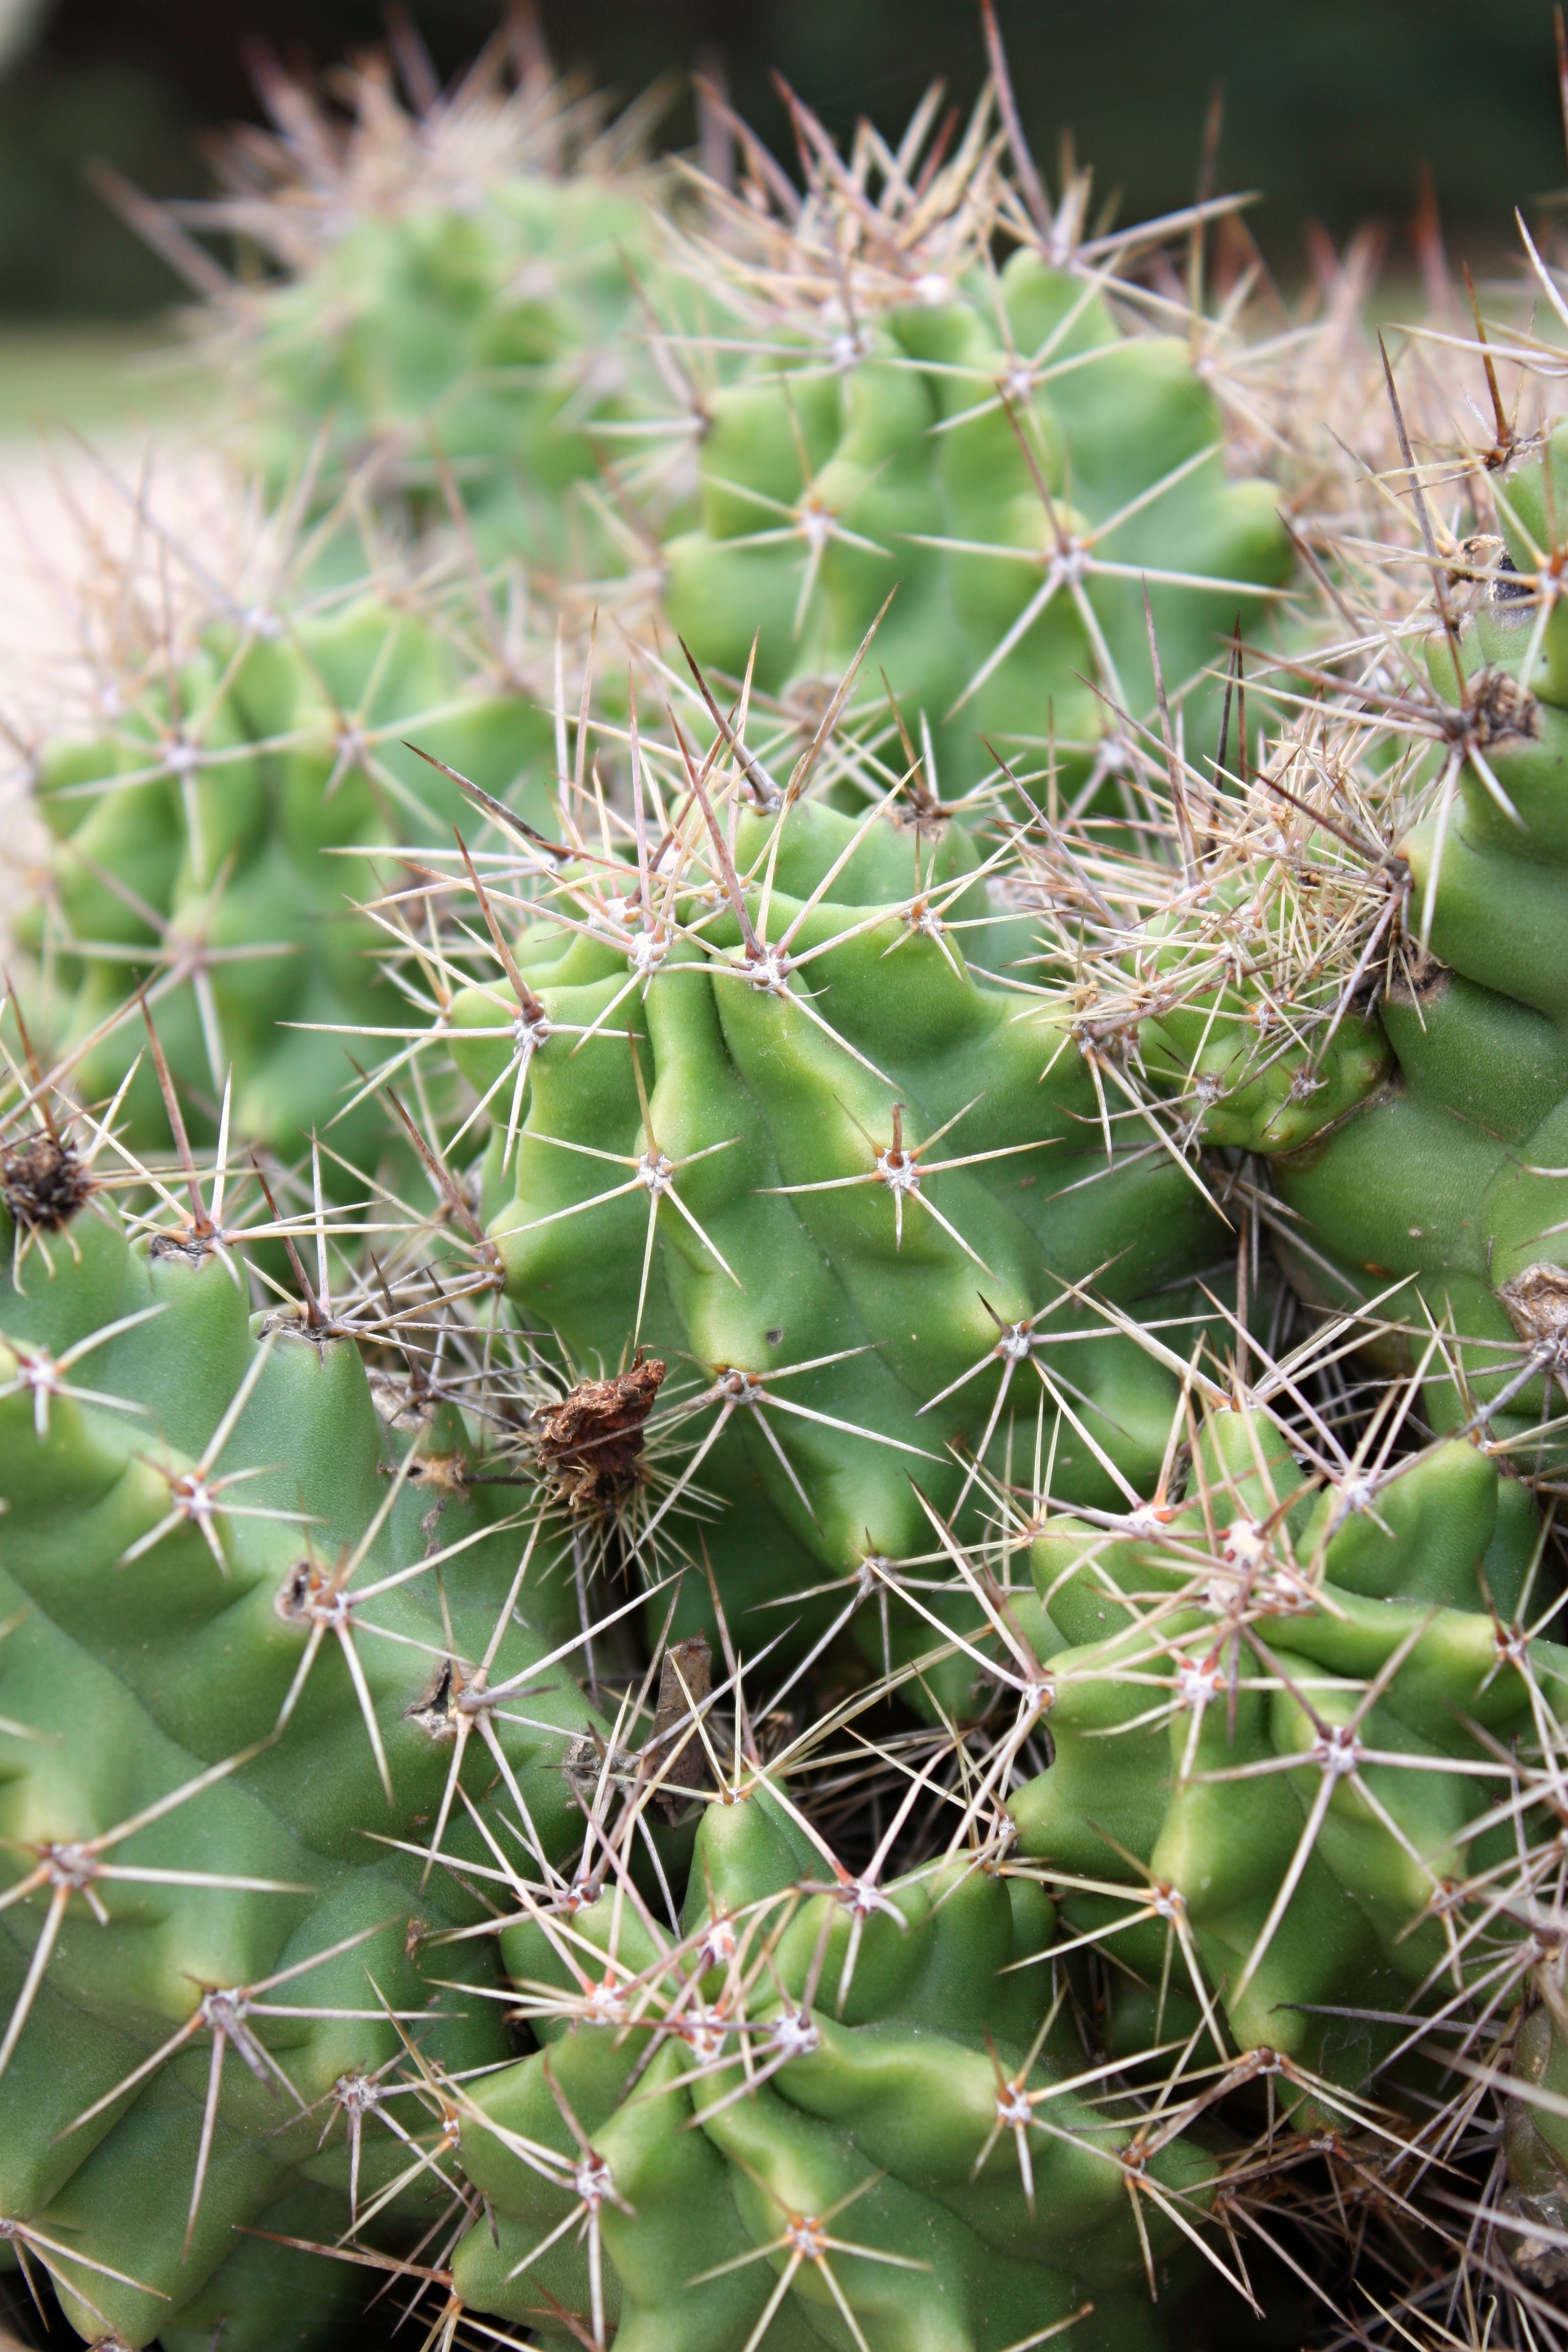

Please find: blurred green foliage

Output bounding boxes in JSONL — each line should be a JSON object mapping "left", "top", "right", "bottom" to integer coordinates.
{"left": 3, "top": 0, "right": 1567, "bottom": 317}
{"left": 0, "top": 55, "right": 198, "bottom": 315}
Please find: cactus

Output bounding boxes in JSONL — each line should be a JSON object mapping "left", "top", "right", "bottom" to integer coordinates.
{"left": 1008, "top": 1379, "right": 1568, "bottom": 2116}
{"left": 991, "top": 312, "right": 1568, "bottom": 2310}
{"left": 16, "top": 541, "right": 558, "bottom": 1182}
{"left": 447, "top": 1765, "right": 1225, "bottom": 2352}
{"left": 117, "top": 15, "right": 1293, "bottom": 787}
{"left": 0, "top": 1088, "right": 603, "bottom": 2349}
{"left": 403, "top": 667, "right": 1238, "bottom": 1673}
{"left": 653, "top": 72, "right": 1292, "bottom": 802}
{"left": 174, "top": 22, "right": 670, "bottom": 571}
{"left": 1288, "top": 422, "right": 1568, "bottom": 1455}
{"left": 1055, "top": 407, "right": 1568, "bottom": 1470}
{"left": 22, "top": 14, "right": 1568, "bottom": 2343}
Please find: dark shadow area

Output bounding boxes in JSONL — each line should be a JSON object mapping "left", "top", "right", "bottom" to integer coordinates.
{"left": 0, "top": 0, "right": 1565, "bottom": 313}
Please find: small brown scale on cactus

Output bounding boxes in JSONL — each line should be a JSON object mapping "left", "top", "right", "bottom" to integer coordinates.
{"left": 0, "top": 1128, "right": 93, "bottom": 1236}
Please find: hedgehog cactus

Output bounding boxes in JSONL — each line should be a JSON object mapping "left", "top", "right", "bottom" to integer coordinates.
{"left": 433, "top": 695, "right": 1234, "bottom": 1667}
{"left": 0, "top": 1114, "right": 595, "bottom": 2348}
{"left": 184, "top": 25, "right": 668, "bottom": 569}
{"left": 1010, "top": 1391, "right": 1567, "bottom": 2117}
{"left": 19, "top": 579, "right": 555, "bottom": 1175}
{"left": 656, "top": 81, "right": 1291, "bottom": 799}
{"left": 448, "top": 1775, "right": 1222, "bottom": 2352}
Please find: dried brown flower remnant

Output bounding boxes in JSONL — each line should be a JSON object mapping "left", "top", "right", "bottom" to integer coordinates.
{"left": 0, "top": 1133, "right": 92, "bottom": 1231}
{"left": 534, "top": 1353, "right": 666, "bottom": 1515}
{"left": 1467, "top": 665, "right": 1540, "bottom": 746}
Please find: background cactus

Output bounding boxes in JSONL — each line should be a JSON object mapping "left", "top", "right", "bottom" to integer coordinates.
{"left": 117, "top": 36, "right": 1296, "bottom": 802}
{"left": 170, "top": 19, "right": 674, "bottom": 573}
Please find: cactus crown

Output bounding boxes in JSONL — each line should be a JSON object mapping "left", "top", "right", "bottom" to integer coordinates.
{"left": 643, "top": 57, "right": 1293, "bottom": 804}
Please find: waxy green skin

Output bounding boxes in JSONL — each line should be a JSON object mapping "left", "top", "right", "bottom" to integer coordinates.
{"left": 449, "top": 794, "right": 1230, "bottom": 1664}
{"left": 1130, "top": 428, "right": 1568, "bottom": 1449}
{"left": 664, "top": 248, "right": 1290, "bottom": 798}
{"left": 19, "top": 595, "right": 555, "bottom": 1173}
{"left": 1011, "top": 1408, "right": 1566, "bottom": 2107}
{"left": 1261, "top": 430, "right": 1568, "bottom": 1444}
{"left": 1502, "top": 2004, "right": 1568, "bottom": 2236}
{"left": 240, "top": 177, "right": 657, "bottom": 570}
{"left": 0, "top": 1193, "right": 595, "bottom": 2347}
{"left": 450, "top": 1787, "right": 1216, "bottom": 2352}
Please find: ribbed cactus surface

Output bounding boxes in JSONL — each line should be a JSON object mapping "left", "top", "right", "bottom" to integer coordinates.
{"left": 14, "top": 10, "right": 1568, "bottom": 2345}
{"left": 661, "top": 222, "right": 1291, "bottom": 798}
{"left": 451, "top": 1779, "right": 1219, "bottom": 2352}
{"left": 0, "top": 1140, "right": 590, "bottom": 2347}
{"left": 441, "top": 749, "right": 1231, "bottom": 1664}
{"left": 1013, "top": 1398, "right": 1563, "bottom": 2110}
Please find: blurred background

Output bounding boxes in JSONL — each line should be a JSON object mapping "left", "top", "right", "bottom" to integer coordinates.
{"left": 3, "top": 0, "right": 1568, "bottom": 323}
{"left": 0, "top": 0, "right": 1561, "bottom": 462}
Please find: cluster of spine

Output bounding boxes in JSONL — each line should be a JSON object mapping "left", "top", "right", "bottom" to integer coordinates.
{"left": 14, "top": 13, "right": 1568, "bottom": 2352}
{"left": 1044, "top": 411, "right": 1568, "bottom": 1464}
